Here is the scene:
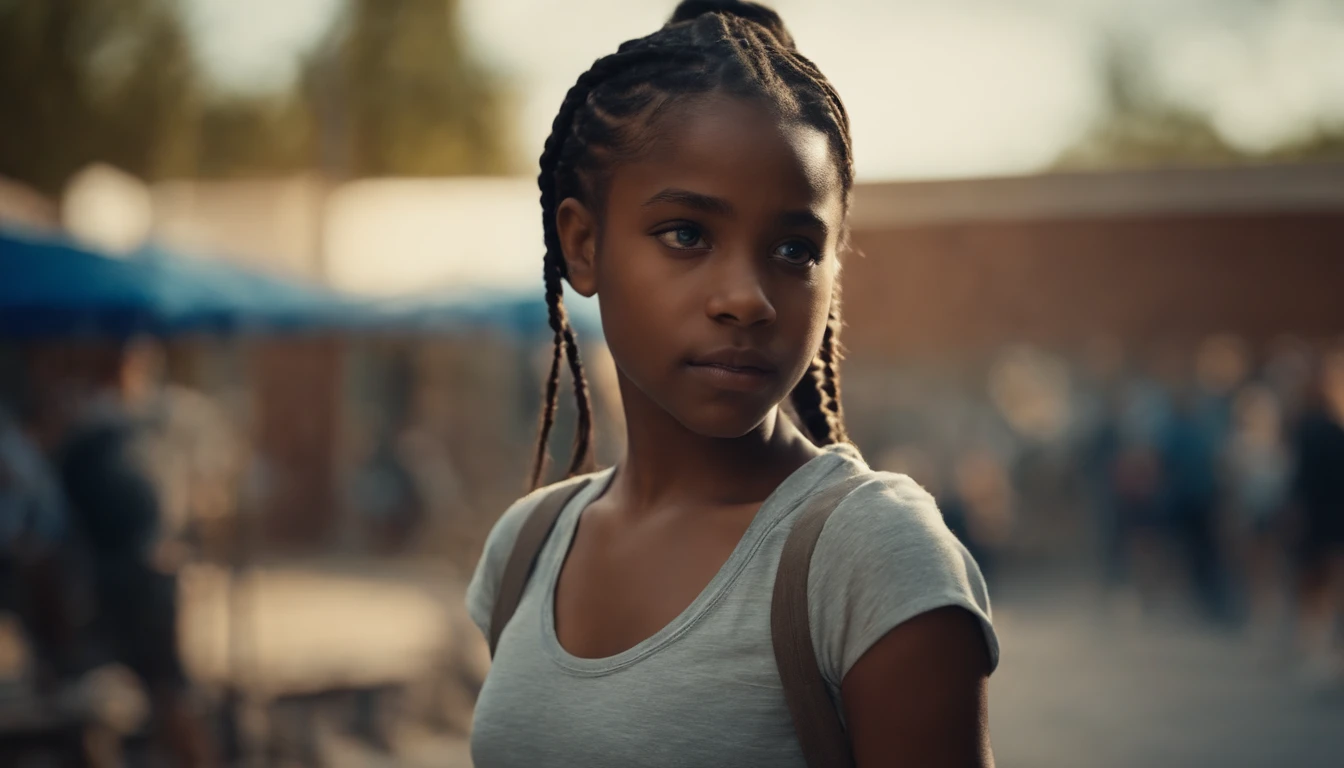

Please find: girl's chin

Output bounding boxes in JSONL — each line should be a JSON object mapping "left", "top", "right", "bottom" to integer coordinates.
{"left": 672, "top": 405, "right": 778, "bottom": 441}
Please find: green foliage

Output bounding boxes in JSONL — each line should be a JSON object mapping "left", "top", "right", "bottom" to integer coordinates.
{"left": 1056, "top": 34, "right": 1344, "bottom": 171}
{"left": 0, "top": 0, "right": 515, "bottom": 194}
{"left": 313, "top": 0, "right": 515, "bottom": 177}
{"left": 0, "top": 0, "right": 199, "bottom": 196}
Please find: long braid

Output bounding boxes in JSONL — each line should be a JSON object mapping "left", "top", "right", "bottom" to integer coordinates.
{"left": 559, "top": 322, "right": 591, "bottom": 477}
{"left": 531, "top": 46, "right": 698, "bottom": 489}
{"left": 818, "top": 306, "right": 849, "bottom": 443}
{"left": 530, "top": 257, "right": 569, "bottom": 489}
{"left": 790, "top": 360, "right": 832, "bottom": 445}
{"left": 531, "top": 0, "right": 857, "bottom": 484}
{"left": 789, "top": 306, "right": 848, "bottom": 446}
{"left": 529, "top": 112, "right": 579, "bottom": 490}
{"left": 531, "top": 51, "right": 643, "bottom": 490}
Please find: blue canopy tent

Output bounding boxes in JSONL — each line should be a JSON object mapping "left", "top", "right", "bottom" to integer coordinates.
{"left": 362, "top": 287, "right": 604, "bottom": 340}
{"left": 0, "top": 228, "right": 609, "bottom": 730}
{"left": 0, "top": 229, "right": 360, "bottom": 338}
{"left": 1, "top": 228, "right": 603, "bottom": 341}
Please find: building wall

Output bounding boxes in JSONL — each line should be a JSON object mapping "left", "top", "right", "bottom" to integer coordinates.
{"left": 151, "top": 175, "right": 331, "bottom": 280}
{"left": 842, "top": 210, "right": 1344, "bottom": 361}
{"left": 252, "top": 336, "right": 344, "bottom": 546}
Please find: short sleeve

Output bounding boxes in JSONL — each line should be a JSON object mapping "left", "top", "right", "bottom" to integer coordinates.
{"left": 807, "top": 472, "right": 999, "bottom": 689}
{"left": 465, "top": 474, "right": 600, "bottom": 642}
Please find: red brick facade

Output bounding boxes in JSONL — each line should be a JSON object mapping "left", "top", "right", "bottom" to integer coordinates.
{"left": 841, "top": 167, "right": 1344, "bottom": 362}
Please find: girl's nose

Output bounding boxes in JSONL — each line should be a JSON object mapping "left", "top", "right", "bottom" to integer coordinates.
{"left": 705, "top": 254, "right": 776, "bottom": 328}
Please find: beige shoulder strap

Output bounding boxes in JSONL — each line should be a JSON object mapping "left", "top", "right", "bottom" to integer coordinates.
{"left": 488, "top": 478, "right": 593, "bottom": 657}
{"left": 771, "top": 473, "right": 871, "bottom": 768}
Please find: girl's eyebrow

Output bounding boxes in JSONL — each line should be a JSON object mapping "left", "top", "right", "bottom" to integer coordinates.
{"left": 644, "top": 188, "right": 829, "bottom": 234}
{"left": 778, "top": 209, "right": 829, "bottom": 235}
{"left": 643, "top": 188, "right": 734, "bottom": 216}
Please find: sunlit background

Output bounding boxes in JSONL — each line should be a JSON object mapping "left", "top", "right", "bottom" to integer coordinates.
{"left": 1, "top": 0, "right": 1343, "bottom": 766}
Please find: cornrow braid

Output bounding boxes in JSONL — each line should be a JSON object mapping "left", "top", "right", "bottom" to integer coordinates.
{"left": 817, "top": 305, "right": 849, "bottom": 443}
{"left": 530, "top": 45, "right": 701, "bottom": 490}
{"left": 789, "top": 297, "right": 848, "bottom": 446}
{"left": 529, "top": 256, "right": 574, "bottom": 490}
{"left": 530, "top": 0, "right": 855, "bottom": 488}
{"left": 789, "top": 358, "right": 831, "bottom": 446}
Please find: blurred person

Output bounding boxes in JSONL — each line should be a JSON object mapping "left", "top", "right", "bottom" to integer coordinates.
{"left": 352, "top": 427, "right": 426, "bottom": 554}
{"left": 1264, "top": 336, "right": 1315, "bottom": 425}
{"left": 0, "top": 404, "right": 78, "bottom": 687}
{"left": 1161, "top": 386, "right": 1229, "bottom": 623}
{"left": 948, "top": 444, "right": 1016, "bottom": 582}
{"left": 1195, "top": 334, "right": 1251, "bottom": 422}
{"left": 42, "top": 338, "right": 214, "bottom": 766}
{"left": 1111, "top": 374, "right": 1174, "bottom": 613}
{"left": 1220, "top": 384, "right": 1293, "bottom": 644}
{"left": 1071, "top": 338, "right": 1127, "bottom": 593}
{"left": 465, "top": 3, "right": 997, "bottom": 767}
{"left": 144, "top": 380, "right": 244, "bottom": 565}
{"left": 352, "top": 351, "right": 430, "bottom": 553}
{"left": 2, "top": 374, "right": 151, "bottom": 768}
{"left": 1289, "top": 348, "right": 1344, "bottom": 682}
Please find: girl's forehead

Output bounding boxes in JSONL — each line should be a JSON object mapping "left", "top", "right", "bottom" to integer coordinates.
{"left": 614, "top": 94, "right": 845, "bottom": 213}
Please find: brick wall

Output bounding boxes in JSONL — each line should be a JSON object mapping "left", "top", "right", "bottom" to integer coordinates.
{"left": 842, "top": 211, "right": 1344, "bottom": 361}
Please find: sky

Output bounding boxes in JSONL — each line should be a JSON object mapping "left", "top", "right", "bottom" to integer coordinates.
{"left": 182, "top": 0, "right": 1344, "bottom": 182}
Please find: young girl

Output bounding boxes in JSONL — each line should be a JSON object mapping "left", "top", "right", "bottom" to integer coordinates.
{"left": 467, "top": 2, "right": 998, "bottom": 765}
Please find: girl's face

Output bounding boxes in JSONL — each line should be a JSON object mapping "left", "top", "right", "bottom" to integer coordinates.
{"left": 564, "top": 94, "right": 846, "bottom": 439}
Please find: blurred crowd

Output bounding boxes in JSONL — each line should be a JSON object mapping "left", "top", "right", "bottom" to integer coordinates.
{"left": 863, "top": 335, "right": 1344, "bottom": 681}
{"left": 2, "top": 330, "right": 1343, "bottom": 765}
{"left": 0, "top": 336, "right": 492, "bottom": 766}
{"left": 0, "top": 339, "right": 235, "bottom": 765}
{"left": 1078, "top": 337, "right": 1344, "bottom": 680}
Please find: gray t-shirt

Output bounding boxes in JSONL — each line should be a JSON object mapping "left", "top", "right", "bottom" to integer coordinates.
{"left": 466, "top": 444, "right": 998, "bottom": 767}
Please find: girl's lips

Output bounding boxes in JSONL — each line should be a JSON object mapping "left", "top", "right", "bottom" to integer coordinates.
{"left": 688, "top": 346, "right": 778, "bottom": 373}
{"left": 686, "top": 360, "right": 776, "bottom": 392}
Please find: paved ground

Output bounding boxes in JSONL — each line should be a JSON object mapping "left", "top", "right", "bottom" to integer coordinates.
{"left": 323, "top": 567, "right": 1344, "bottom": 768}
{"left": 7, "top": 561, "right": 1341, "bottom": 766}
{"left": 987, "top": 576, "right": 1344, "bottom": 768}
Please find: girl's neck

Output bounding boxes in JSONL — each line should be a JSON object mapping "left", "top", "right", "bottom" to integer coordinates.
{"left": 609, "top": 374, "right": 823, "bottom": 512}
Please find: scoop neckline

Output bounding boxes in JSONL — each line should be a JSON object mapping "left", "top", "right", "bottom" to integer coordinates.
{"left": 538, "top": 444, "right": 860, "bottom": 676}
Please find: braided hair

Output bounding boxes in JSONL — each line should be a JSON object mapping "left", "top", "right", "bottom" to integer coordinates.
{"left": 530, "top": 0, "right": 853, "bottom": 489}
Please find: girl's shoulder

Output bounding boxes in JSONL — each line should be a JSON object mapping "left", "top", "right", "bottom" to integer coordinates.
{"left": 823, "top": 468, "right": 944, "bottom": 535}
{"left": 487, "top": 473, "right": 601, "bottom": 552}
{"left": 800, "top": 466, "right": 1000, "bottom": 685}
{"left": 803, "top": 448, "right": 954, "bottom": 558}
{"left": 812, "top": 469, "right": 980, "bottom": 601}
{"left": 466, "top": 471, "right": 610, "bottom": 638}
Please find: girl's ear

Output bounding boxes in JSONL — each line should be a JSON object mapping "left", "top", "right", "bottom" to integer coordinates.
{"left": 556, "top": 197, "right": 599, "bottom": 298}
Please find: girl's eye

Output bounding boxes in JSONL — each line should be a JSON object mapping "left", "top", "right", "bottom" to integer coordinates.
{"left": 656, "top": 225, "right": 708, "bottom": 250}
{"left": 773, "top": 240, "right": 820, "bottom": 266}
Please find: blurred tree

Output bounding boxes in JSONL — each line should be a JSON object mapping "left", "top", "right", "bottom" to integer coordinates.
{"left": 1055, "top": 36, "right": 1241, "bottom": 171}
{"left": 302, "top": 0, "right": 515, "bottom": 177}
{"left": 0, "top": 0, "right": 513, "bottom": 192}
{"left": 1056, "top": 35, "right": 1344, "bottom": 171}
{"left": 181, "top": 0, "right": 515, "bottom": 179}
{"left": 1267, "top": 129, "right": 1344, "bottom": 166}
{"left": 0, "top": 0, "right": 199, "bottom": 197}
{"left": 192, "top": 92, "right": 314, "bottom": 178}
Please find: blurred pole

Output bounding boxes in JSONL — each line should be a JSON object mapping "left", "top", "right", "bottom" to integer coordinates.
{"left": 313, "top": 18, "right": 356, "bottom": 559}
{"left": 313, "top": 25, "right": 350, "bottom": 283}
{"left": 220, "top": 431, "right": 266, "bottom": 767}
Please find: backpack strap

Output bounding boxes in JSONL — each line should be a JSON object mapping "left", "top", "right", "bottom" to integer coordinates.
{"left": 772, "top": 473, "right": 871, "bottom": 768}
{"left": 488, "top": 478, "right": 593, "bottom": 657}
